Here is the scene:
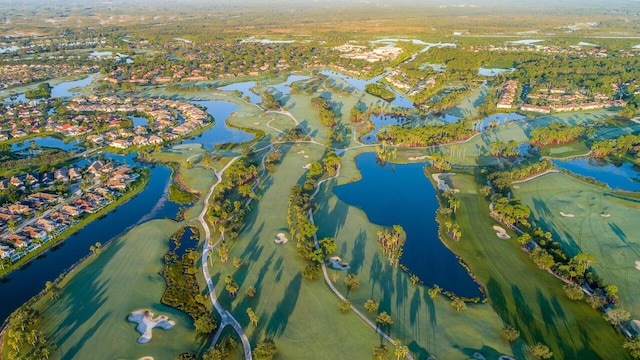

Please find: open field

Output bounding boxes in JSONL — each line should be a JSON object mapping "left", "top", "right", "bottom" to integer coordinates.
{"left": 514, "top": 172, "right": 640, "bottom": 317}
{"left": 438, "top": 170, "right": 630, "bottom": 359}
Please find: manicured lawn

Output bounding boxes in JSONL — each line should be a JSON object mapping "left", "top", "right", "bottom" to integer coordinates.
{"left": 514, "top": 172, "right": 640, "bottom": 318}
{"left": 442, "top": 170, "right": 630, "bottom": 359}
{"left": 34, "top": 219, "right": 205, "bottom": 360}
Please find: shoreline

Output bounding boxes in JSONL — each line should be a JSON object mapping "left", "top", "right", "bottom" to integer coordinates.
{"left": 0, "top": 168, "right": 151, "bottom": 278}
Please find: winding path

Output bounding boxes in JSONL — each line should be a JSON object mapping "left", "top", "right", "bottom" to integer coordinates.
{"left": 308, "top": 164, "right": 414, "bottom": 360}
{"left": 198, "top": 156, "right": 253, "bottom": 360}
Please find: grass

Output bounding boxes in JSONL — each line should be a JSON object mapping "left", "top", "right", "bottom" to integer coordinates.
{"left": 439, "top": 169, "right": 630, "bottom": 359}
{"left": 33, "top": 219, "right": 205, "bottom": 360}
{"left": 514, "top": 172, "right": 640, "bottom": 318}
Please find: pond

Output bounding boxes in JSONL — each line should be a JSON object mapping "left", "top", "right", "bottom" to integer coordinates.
{"left": 319, "top": 70, "right": 413, "bottom": 108}
{"left": 131, "top": 116, "right": 148, "bottom": 127}
{"left": 0, "top": 153, "right": 181, "bottom": 322}
{"left": 170, "top": 226, "right": 199, "bottom": 258}
{"left": 180, "top": 100, "right": 253, "bottom": 148}
{"left": 5, "top": 76, "right": 94, "bottom": 103}
{"left": 270, "top": 74, "right": 310, "bottom": 95}
{"left": 218, "top": 81, "right": 262, "bottom": 104}
{"left": 11, "top": 137, "right": 82, "bottom": 152}
{"left": 361, "top": 114, "right": 411, "bottom": 144}
{"left": 478, "top": 67, "right": 514, "bottom": 77}
{"left": 553, "top": 157, "right": 640, "bottom": 192}
{"left": 334, "top": 152, "right": 482, "bottom": 298}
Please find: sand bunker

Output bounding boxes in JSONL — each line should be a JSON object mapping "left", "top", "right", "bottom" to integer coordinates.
{"left": 303, "top": 163, "right": 311, "bottom": 170}
{"left": 274, "top": 232, "right": 289, "bottom": 245}
{"left": 635, "top": 261, "right": 640, "bottom": 271}
{"left": 128, "top": 309, "right": 175, "bottom": 344}
{"left": 473, "top": 352, "right": 487, "bottom": 360}
{"left": 493, "top": 225, "right": 511, "bottom": 240}
{"left": 559, "top": 212, "right": 575, "bottom": 218}
{"left": 408, "top": 155, "right": 430, "bottom": 161}
{"left": 253, "top": 122, "right": 260, "bottom": 125}
{"left": 432, "top": 173, "right": 457, "bottom": 192}
{"left": 601, "top": 212, "right": 611, "bottom": 218}
{"left": 631, "top": 320, "right": 640, "bottom": 334}
{"left": 138, "top": 357, "right": 154, "bottom": 360}
{"left": 329, "top": 256, "right": 350, "bottom": 270}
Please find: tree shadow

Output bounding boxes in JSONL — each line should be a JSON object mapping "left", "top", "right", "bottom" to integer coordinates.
{"left": 348, "top": 230, "right": 367, "bottom": 275}
{"left": 60, "top": 312, "right": 112, "bottom": 360}
{"left": 264, "top": 273, "right": 302, "bottom": 338}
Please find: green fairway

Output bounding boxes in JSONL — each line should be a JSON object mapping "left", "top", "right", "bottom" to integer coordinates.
{"left": 442, "top": 170, "right": 630, "bottom": 359}
{"left": 34, "top": 219, "right": 204, "bottom": 360}
{"left": 514, "top": 172, "right": 640, "bottom": 318}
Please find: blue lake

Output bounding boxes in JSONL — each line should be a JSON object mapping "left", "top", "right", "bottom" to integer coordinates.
{"left": 0, "top": 153, "right": 180, "bottom": 322}
{"left": 270, "top": 74, "right": 310, "bottom": 95}
{"left": 319, "top": 70, "right": 413, "bottom": 108}
{"left": 218, "top": 81, "right": 262, "bottom": 104}
{"left": 181, "top": 100, "right": 253, "bottom": 148}
{"left": 334, "top": 152, "right": 482, "bottom": 298}
{"left": 11, "top": 137, "right": 82, "bottom": 152}
{"left": 131, "top": 116, "right": 148, "bottom": 127}
{"left": 554, "top": 158, "right": 640, "bottom": 192}
{"left": 362, "top": 114, "right": 411, "bottom": 144}
{"left": 5, "top": 76, "right": 94, "bottom": 104}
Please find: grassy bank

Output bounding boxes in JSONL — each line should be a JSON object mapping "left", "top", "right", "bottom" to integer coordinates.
{"left": 0, "top": 168, "right": 151, "bottom": 278}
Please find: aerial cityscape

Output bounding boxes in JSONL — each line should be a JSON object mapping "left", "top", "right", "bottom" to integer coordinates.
{"left": 1, "top": 0, "right": 640, "bottom": 359}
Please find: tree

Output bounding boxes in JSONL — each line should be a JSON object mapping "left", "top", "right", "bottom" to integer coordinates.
{"left": 319, "top": 237, "right": 337, "bottom": 255}
{"left": 373, "top": 344, "right": 390, "bottom": 360}
{"left": 344, "top": 274, "right": 360, "bottom": 294}
{"left": 175, "top": 353, "right": 197, "bottom": 360}
{"left": 606, "top": 284, "right": 619, "bottom": 300}
{"left": 604, "top": 308, "right": 631, "bottom": 326}
{"left": 45, "top": 281, "right": 60, "bottom": 299}
{"left": 451, "top": 297, "right": 467, "bottom": 312}
{"left": 233, "top": 256, "right": 242, "bottom": 269}
{"left": 530, "top": 342, "right": 553, "bottom": 359}
{"left": 365, "top": 299, "right": 380, "bottom": 313}
{"left": 394, "top": 340, "right": 409, "bottom": 360}
{"left": 500, "top": 325, "right": 520, "bottom": 342}
{"left": 246, "top": 308, "right": 259, "bottom": 326}
{"left": 428, "top": 285, "right": 442, "bottom": 299}
{"left": 587, "top": 293, "right": 607, "bottom": 309}
{"left": 338, "top": 299, "right": 351, "bottom": 313}
{"left": 89, "top": 242, "right": 102, "bottom": 255}
{"left": 203, "top": 346, "right": 228, "bottom": 360}
{"left": 563, "top": 283, "right": 585, "bottom": 301}
{"left": 246, "top": 285, "right": 257, "bottom": 298}
{"left": 194, "top": 314, "right": 218, "bottom": 335}
{"left": 624, "top": 337, "right": 640, "bottom": 359}
{"left": 448, "top": 196, "right": 461, "bottom": 213}
{"left": 376, "top": 311, "right": 393, "bottom": 328}
{"left": 254, "top": 339, "right": 277, "bottom": 360}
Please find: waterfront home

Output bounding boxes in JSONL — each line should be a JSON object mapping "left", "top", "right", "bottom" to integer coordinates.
{"left": 106, "top": 179, "right": 127, "bottom": 191}
{"left": 0, "top": 245, "right": 13, "bottom": 259}
{"left": 132, "top": 136, "right": 149, "bottom": 147}
{"left": 110, "top": 139, "right": 132, "bottom": 149}
{"left": 88, "top": 160, "right": 104, "bottom": 174}
{"left": 20, "top": 226, "right": 47, "bottom": 241}
{"left": 60, "top": 205, "right": 81, "bottom": 217}
{"left": 148, "top": 135, "right": 163, "bottom": 145}
{"left": 36, "top": 218, "right": 56, "bottom": 232}
{"left": 3, "top": 233, "right": 28, "bottom": 248}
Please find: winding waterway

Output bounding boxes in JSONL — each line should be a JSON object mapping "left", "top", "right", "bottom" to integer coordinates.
{"left": 554, "top": 157, "right": 640, "bottom": 192}
{"left": 334, "top": 152, "right": 482, "bottom": 298}
{"left": 0, "top": 98, "right": 251, "bottom": 323}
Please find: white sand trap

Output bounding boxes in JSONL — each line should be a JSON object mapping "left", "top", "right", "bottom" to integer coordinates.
{"left": 253, "top": 122, "right": 260, "bottom": 125}
{"left": 601, "top": 213, "right": 611, "bottom": 218}
{"left": 303, "top": 163, "right": 311, "bottom": 170}
{"left": 493, "top": 225, "right": 511, "bottom": 240}
{"left": 329, "top": 256, "right": 350, "bottom": 270}
{"left": 274, "top": 232, "right": 289, "bottom": 245}
{"left": 473, "top": 352, "right": 487, "bottom": 360}
{"left": 631, "top": 320, "right": 640, "bottom": 334}
{"left": 138, "top": 357, "right": 154, "bottom": 360}
{"left": 635, "top": 261, "right": 640, "bottom": 271}
{"left": 297, "top": 150, "right": 305, "bottom": 154}
{"left": 128, "top": 309, "right": 175, "bottom": 344}
{"left": 559, "top": 212, "right": 575, "bottom": 218}
{"left": 512, "top": 185, "right": 520, "bottom": 189}
{"left": 304, "top": 155, "right": 309, "bottom": 158}
{"left": 432, "top": 173, "right": 457, "bottom": 192}
{"left": 408, "top": 155, "right": 430, "bottom": 161}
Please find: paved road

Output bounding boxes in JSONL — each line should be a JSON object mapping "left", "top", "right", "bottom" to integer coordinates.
{"left": 197, "top": 156, "right": 253, "bottom": 360}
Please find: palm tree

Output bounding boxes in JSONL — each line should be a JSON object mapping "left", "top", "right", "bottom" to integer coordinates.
{"left": 344, "top": 274, "right": 360, "bottom": 295}
{"left": 394, "top": 340, "right": 409, "bottom": 360}
{"left": 364, "top": 299, "right": 379, "bottom": 313}
{"left": 448, "top": 197, "right": 461, "bottom": 213}
{"left": 338, "top": 299, "right": 351, "bottom": 313}
{"left": 376, "top": 311, "right": 393, "bottom": 328}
